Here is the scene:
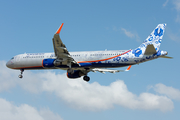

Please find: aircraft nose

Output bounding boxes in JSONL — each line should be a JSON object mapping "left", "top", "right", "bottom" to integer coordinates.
{"left": 6, "top": 60, "right": 14, "bottom": 68}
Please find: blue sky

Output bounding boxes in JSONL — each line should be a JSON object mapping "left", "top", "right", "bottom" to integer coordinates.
{"left": 0, "top": 0, "right": 180, "bottom": 120}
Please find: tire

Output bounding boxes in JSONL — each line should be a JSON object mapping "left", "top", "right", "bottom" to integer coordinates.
{"left": 18, "top": 75, "right": 23, "bottom": 78}
{"left": 83, "top": 76, "right": 90, "bottom": 82}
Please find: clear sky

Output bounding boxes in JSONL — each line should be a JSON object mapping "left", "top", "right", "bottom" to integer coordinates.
{"left": 0, "top": 0, "right": 180, "bottom": 120}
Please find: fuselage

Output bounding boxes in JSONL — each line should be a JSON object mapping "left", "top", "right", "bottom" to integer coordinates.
{"left": 5, "top": 23, "right": 170, "bottom": 81}
{"left": 6, "top": 49, "right": 167, "bottom": 70}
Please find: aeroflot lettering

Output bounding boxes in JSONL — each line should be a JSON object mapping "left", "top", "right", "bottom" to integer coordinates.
{"left": 26, "top": 53, "right": 45, "bottom": 55}
{"left": 50, "top": 54, "right": 55, "bottom": 57}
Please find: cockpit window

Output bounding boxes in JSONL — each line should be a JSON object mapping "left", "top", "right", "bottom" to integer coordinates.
{"left": 11, "top": 57, "right": 14, "bottom": 60}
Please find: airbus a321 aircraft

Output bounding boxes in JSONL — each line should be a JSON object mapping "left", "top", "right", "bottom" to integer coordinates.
{"left": 6, "top": 23, "right": 172, "bottom": 82}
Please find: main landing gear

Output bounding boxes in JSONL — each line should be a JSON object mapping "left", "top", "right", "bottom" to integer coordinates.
{"left": 67, "top": 68, "right": 74, "bottom": 74}
{"left": 83, "top": 68, "right": 90, "bottom": 82}
{"left": 18, "top": 69, "right": 24, "bottom": 78}
{"left": 67, "top": 68, "right": 90, "bottom": 82}
{"left": 83, "top": 75, "right": 90, "bottom": 82}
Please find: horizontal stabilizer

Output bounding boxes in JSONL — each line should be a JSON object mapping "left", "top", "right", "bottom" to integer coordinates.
{"left": 144, "top": 44, "right": 157, "bottom": 55}
{"left": 159, "top": 56, "right": 173, "bottom": 59}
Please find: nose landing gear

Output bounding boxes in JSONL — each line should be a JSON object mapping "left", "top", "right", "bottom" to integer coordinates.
{"left": 18, "top": 69, "right": 24, "bottom": 78}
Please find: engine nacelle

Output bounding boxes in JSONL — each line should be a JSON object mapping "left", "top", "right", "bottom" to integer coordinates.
{"left": 79, "top": 63, "right": 92, "bottom": 67}
{"left": 67, "top": 70, "right": 85, "bottom": 79}
{"left": 42, "top": 59, "right": 55, "bottom": 68}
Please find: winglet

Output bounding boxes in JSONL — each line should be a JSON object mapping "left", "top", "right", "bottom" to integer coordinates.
{"left": 125, "top": 65, "right": 132, "bottom": 71}
{"left": 56, "top": 23, "right": 64, "bottom": 34}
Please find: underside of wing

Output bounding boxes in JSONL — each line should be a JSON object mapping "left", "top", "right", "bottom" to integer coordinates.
{"left": 91, "top": 65, "right": 132, "bottom": 74}
{"left": 52, "top": 23, "right": 79, "bottom": 66}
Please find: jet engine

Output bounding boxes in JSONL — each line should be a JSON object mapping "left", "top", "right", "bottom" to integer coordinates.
{"left": 67, "top": 70, "right": 85, "bottom": 79}
{"left": 42, "top": 59, "right": 55, "bottom": 67}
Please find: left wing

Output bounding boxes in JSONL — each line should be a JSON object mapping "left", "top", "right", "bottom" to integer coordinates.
{"left": 91, "top": 65, "right": 132, "bottom": 74}
{"left": 52, "top": 23, "right": 79, "bottom": 67}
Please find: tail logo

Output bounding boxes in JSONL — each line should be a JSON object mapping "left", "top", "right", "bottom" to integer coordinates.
{"left": 154, "top": 28, "right": 163, "bottom": 37}
{"left": 148, "top": 36, "right": 153, "bottom": 41}
{"left": 132, "top": 48, "right": 142, "bottom": 57}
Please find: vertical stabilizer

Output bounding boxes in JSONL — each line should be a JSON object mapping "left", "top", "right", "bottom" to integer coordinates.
{"left": 132, "top": 24, "right": 166, "bottom": 57}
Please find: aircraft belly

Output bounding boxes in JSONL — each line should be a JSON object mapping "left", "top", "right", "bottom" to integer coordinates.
{"left": 53, "top": 63, "right": 132, "bottom": 70}
{"left": 90, "top": 63, "right": 131, "bottom": 68}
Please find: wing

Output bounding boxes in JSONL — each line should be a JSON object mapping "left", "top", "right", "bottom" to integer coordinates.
{"left": 52, "top": 23, "right": 79, "bottom": 67}
{"left": 91, "top": 66, "right": 132, "bottom": 74}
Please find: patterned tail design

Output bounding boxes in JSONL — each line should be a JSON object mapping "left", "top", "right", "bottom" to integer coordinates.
{"left": 132, "top": 24, "right": 166, "bottom": 57}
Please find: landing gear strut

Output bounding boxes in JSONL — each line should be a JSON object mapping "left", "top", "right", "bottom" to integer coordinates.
{"left": 82, "top": 68, "right": 90, "bottom": 82}
{"left": 67, "top": 62, "right": 74, "bottom": 74}
{"left": 18, "top": 69, "right": 24, "bottom": 78}
{"left": 67, "top": 68, "right": 74, "bottom": 74}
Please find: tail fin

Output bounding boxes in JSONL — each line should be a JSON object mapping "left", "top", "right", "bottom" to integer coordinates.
{"left": 132, "top": 24, "right": 166, "bottom": 57}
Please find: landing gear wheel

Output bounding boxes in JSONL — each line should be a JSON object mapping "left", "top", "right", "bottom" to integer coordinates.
{"left": 18, "top": 69, "right": 24, "bottom": 79}
{"left": 67, "top": 68, "right": 74, "bottom": 74}
{"left": 18, "top": 74, "right": 23, "bottom": 78}
{"left": 83, "top": 76, "right": 90, "bottom": 82}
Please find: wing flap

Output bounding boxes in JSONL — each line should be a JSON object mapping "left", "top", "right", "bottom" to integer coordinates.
{"left": 53, "top": 34, "right": 70, "bottom": 58}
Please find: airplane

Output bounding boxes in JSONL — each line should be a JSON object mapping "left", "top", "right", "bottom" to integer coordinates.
{"left": 6, "top": 23, "right": 172, "bottom": 82}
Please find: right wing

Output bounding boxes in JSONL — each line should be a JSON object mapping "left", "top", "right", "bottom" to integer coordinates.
{"left": 52, "top": 23, "right": 79, "bottom": 66}
{"left": 91, "top": 65, "right": 132, "bottom": 74}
